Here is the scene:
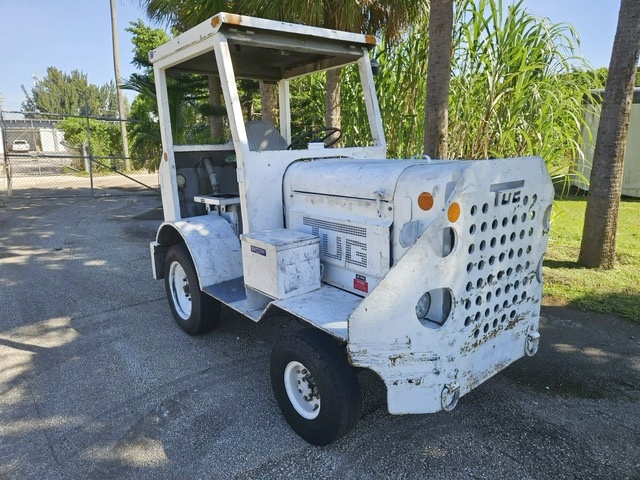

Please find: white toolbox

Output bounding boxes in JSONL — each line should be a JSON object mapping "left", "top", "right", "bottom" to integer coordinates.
{"left": 240, "top": 228, "right": 320, "bottom": 299}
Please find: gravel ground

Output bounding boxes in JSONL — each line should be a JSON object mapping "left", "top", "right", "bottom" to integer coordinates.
{"left": 0, "top": 194, "right": 638, "bottom": 480}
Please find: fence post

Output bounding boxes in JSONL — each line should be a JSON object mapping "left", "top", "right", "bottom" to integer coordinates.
{"left": 0, "top": 110, "right": 11, "bottom": 198}
{"left": 85, "top": 104, "right": 94, "bottom": 197}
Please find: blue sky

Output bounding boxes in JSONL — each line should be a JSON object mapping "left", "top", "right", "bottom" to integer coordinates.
{"left": 0, "top": 0, "right": 621, "bottom": 111}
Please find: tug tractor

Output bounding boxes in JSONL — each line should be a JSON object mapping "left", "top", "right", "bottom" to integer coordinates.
{"left": 149, "top": 13, "right": 554, "bottom": 445}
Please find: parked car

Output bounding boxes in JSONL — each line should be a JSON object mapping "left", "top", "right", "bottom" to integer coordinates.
{"left": 10, "top": 140, "right": 30, "bottom": 152}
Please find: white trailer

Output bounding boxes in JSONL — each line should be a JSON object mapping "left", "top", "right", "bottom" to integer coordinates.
{"left": 149, "top": 13, "right": 554, "bottom": 445}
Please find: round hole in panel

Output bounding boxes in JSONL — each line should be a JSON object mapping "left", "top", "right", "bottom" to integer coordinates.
{"left": 492, "top": 219, "right": 498, "bottom": 230}
{"left": 501, "top": 313, "right": 507, "bottom": 323}
{"left": 465, "top": 316, "right": 472, "bottom": 327}
{"left": 503, "top": 300, "right": 509, "bottom": 309}
{"left": 512, "top": 215, "right": 518, "bottom": 225}
{"left": 492, "top": 319, "right": 498, "bottom": 328}
{"left": 476, "top": 278, "right": 484, "bottom": 288}
{"left": 484, "top": 308, "right": 490, "bottom": 318}
{"left": 496, "top": 287, "right": 502, "bottom": 297}
{"left": 510, "top": 232, "right": 516, "bottom": 242}
{"left": 431, "top": 227, "right": 457, "bottom": 257}
{"left": 521, "top": 291, "right": 527, "bottom": 301}
{"left": 502, "top": 217, "right": 509, "bottom": 227}
{"left": 470, "top": 224, "right": 477, "bottom": 235}
{"left": 505, "top": 284, "right": 511, "bottom": 294}
{"left": 479, "top": 240, "right": 486, "bottom": 251}
{"left": 466, "top": 282, "right": 473, "bottom": 292}
{"left": 507, "top": 267, "right": 514, "bottom": 276}
{"left": 490, "top": 237, "right": 497, "bottom": 248}
{"left": 536, "top": 256, "right": 544, "bottom": 282}
{"left": 465, "top": 299, "right": 472, "bottom": 310}
{"left": 530, "top": 210, "right": 536, "bottom": 221}
{"left": 514, "top": 280, "right": 520, "bottom": 289}
{"left": 526, "top": 245, "right": 532, "bottom": 254}
{"left": 483, "top": 323, "right": 489, "bottom": 333}
{"left": 510, "top": 310, "right": 517, "bottom": 319}
{"left": 416, "top": 288, "right": 453, "bottom": 328}
{"left": 519, "top": 230, "right": 525, "bottom": 239}
{"left": 475, "top": 311, "right": 481, "bottom": 322}
{"left": 486, "top": 292, "right": 492, "bottom": 302}
{"left": 543, "top": 204, "right": 553, "bottom": 230}
{"left": 494, "top": 304, "right": 500, "bottom": 313}
{"left": 481, "top": 222, "right": 487, "bottom": 232}
{"left": 528, "top": 227, "right": 534, "bottom": 237}
{"left": 482, "top": 203, "right": 489, "bottom": 214}
{"left": 497, "top": 271, "right": 505, "bottom": 280}
{"left": 478, "top": 260, "right": 485, "bottom": 270}
{"left": 471, "top": 205, "right": 478, "bottom": 216}
{"left": 467, "top": 262, "right": 473, "bottom": 273}
{"left": 523, "top": 195, "right": 529, "bottom": 206}
{"left": 474, "top": 329, "right": 480, "bottom": 339}
{"left": 476, "top": 296, "right": 482, "bottom": 306}
{"left": 516, "top": 264, "right": 523, "bottom": 273}
{"left": 469, "top": 244, "right": 475, "bottom": 254}
{"left": 532, "top": 194, "right": 538, "bottom": 205}
{"left": 512, "top": 294, "right": 519, "bottom": 304}
{"left": 517, "top": 248, "right": 523, "bottom": 257}
{"left": 487, "top": 274, "right": 495, "bottom": 284}
{"left": 499, "top": 252, "right": 506, "bottom": 262}
{"left": 508, "top": 249, "right": 514, "bottom": 260}
{"left": 522, "top": 213, "right": 528, "bottom": 223}
{"left": 489, "top": 255, "right": 496, "bottom": 266}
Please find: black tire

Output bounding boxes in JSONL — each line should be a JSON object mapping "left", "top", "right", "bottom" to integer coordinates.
{"left": 270, "top": 328, "right": 362, "bottom": 446}
{"left": 163, "top": 243, "right": 220, "bottom": 335}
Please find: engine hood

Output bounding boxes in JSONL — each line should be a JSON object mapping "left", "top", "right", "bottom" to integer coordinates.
{"left": 284, "top": 158, "right": 432, "bottom": 201}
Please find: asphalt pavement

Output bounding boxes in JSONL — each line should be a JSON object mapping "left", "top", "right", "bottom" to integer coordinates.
{"left": 0, "top": 194, "right": 638, "bottom": 479}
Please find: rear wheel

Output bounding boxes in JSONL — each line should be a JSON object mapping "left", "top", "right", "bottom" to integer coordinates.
{"left": 271, "top": 328, "right": 361, "bottom": 446}
{"left": 164, "top": 244, "right": 220, "bottom": 335}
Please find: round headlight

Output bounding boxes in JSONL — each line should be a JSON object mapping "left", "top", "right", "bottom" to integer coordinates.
{"left": 415, "top": 292, "right": 431, "bottom": 319}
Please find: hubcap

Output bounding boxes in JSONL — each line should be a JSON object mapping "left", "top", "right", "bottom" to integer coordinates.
{"left": 169, "top": 261, "right": 191, "bottom": 320}
{"left": 283, "top": 361, "right": 321, "bottom": 420}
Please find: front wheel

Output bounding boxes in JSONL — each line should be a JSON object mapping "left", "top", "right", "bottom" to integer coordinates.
{"left": 271, "top": 328, "right": 361, "bottom": 446}
{"left": 164, "top": 243, "right": 220, "bottom": 335}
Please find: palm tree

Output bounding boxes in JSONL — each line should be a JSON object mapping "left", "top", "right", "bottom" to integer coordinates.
{"left": 423, "top": 0, "right": 454, "bottom": 159}
{"left": 578, "top": 0, "right": 640, "bottom": 268}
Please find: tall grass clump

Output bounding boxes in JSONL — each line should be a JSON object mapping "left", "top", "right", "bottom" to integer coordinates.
{"left": 449, "top": 0, "right": 592, "bottom": 188}
{"left": 335, "top": 0, "right": 596, "bottom": 187}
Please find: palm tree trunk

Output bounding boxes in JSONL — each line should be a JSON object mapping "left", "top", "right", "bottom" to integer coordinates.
{"left": 423, "top": 0, "right": 453, "bottom": 159}
{"left": 578, "top": 0, "right": 640, "bottom": 268}
{"left": 208, "top": 76, "right": 224, "bottom": 141}
{"left": 109, "top": 0, "right": 131, "bottom": 170}
{"left": 259, "top": 81, "right": 278, "bottom": 126}
{"left": 326, "top": 68, "right": 341, "bottom": 145}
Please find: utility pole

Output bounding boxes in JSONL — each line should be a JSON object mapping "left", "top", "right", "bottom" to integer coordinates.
{"left": 110, "top": 0, "right": 131, "bottom": 170}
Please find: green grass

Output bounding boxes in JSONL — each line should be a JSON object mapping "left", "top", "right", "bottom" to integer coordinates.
{"left": 543, "top": 196, "right": 640, "bottom": 322}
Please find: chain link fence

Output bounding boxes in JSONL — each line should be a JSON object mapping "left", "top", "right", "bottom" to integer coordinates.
{"left": 0, "top": 110, "right": 159, "bottom": 198}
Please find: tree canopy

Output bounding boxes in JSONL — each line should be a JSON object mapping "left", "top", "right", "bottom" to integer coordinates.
{"left": 21, "top": 67, "right": 120, "bottom": 117}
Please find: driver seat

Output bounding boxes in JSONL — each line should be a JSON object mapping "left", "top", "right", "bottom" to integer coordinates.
{"left": 245, "top": 121, "right": 288, "bottom": 151}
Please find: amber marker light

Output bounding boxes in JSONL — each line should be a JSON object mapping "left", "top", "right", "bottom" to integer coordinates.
{"left": 211, "top": 15, "right": 221, "bottom": 27}
{"left": 418, "top": 192, "right": 434, "bottom": 211}
{"left": 448, "top": 202, "right": 461, "bottom": 223}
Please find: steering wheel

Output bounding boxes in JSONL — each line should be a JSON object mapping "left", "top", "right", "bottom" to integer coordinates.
{"left": 287, "top": 127, "right": 342, "bottom": 150}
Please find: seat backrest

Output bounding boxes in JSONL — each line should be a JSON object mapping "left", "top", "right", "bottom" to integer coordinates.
{"left": 245, "top": 121, "right": 288, "bottom": 151}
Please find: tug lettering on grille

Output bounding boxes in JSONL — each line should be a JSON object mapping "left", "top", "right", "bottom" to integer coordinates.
{"left": 490, "top": 180, "right": 525, "bottom": 207}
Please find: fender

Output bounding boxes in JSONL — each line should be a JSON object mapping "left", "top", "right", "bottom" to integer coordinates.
{"left": 150, "top": 215, "right": 243, "bottom": 288}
